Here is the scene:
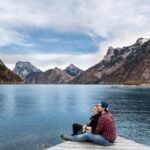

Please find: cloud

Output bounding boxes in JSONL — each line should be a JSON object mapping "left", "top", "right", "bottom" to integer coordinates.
{"left": 0, "top": 0, "right": 150, "bottom": 70}
{"left": 40, "top": 38, "right": 59, "bottom": 43}
{"left": 1, "top": 0, "right": 150, "bottom": 40}
{"left": 0, "top": 53, "right": 102, "bottom": 71}
{"left": 0, "top": 27, "right": 24, "bottom": 46}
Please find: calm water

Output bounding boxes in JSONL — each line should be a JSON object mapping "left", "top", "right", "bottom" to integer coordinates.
{"left": 0, "top": 85, "right": 150, "bottom": 150}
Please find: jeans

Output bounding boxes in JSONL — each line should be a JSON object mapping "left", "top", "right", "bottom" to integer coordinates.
{"left": 70, "top": 133, "right": 113, "bottom": 146}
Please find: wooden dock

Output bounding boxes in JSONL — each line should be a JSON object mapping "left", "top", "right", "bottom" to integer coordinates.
{"left": 46, "top": 136, "right": 150, "bottom": 150}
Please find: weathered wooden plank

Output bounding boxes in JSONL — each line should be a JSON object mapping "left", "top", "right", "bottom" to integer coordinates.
{"left": 47, "top": 147, "right": 150, "bottom": 150}
{"left": 46, "top": 136, "right": 150, "bottom": 150}
{"left": 57, "top": 141, "right": 145, "bottom": 147}
{"left": 57, "top": 143, "right": 150, "bottom": 150}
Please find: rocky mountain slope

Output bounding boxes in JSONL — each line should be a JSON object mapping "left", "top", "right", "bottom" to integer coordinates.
{"left": 13, "top": 61, "right": 42, "bottom": 80}
{"left": 70, "top": 38, "right": 150, "bottom": 85}
{"left": 25, "top": 67, "right": 73, "bottom": 84}
{"left": 64, "top": 64, "right": 83, "bottom": 77}
{"left": 0, "top": 60, "right": 23, "bottom": 83}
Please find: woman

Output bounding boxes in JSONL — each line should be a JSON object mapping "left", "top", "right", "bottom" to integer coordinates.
{"left": 72, "top": 104, "right": 101, "bottom": 135}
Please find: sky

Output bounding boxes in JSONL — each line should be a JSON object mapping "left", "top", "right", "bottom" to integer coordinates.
{"left": 0, "top": 0, "right": 150, "bottom": 71}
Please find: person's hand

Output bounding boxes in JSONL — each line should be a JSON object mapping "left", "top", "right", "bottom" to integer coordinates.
{"left": 85, "top": 126, "right": 92, "bottom": 133}
{"left": 82, "top": 125, "right": 86, "bottom": 130}
{"left": 86, "top": 130, "right": 91, "bottom": 133}
{"left": 82, "top": 125, "right": 87, "bottom": 133}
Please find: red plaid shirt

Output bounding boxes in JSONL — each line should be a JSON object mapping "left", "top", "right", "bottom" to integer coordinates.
{"left": 95, "top": 112, "right": 116, "bottom": 143}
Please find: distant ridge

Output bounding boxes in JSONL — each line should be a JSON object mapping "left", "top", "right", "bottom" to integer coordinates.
{"left": 3, "top": 37, "right": 150, "bottom": 85}
{"left": 25, "top": 67, "right": 73, "bottom": 84}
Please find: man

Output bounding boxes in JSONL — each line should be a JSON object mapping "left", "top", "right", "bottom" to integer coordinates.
{"left": 60, "top": 100, "right": 117, "bottom": 146}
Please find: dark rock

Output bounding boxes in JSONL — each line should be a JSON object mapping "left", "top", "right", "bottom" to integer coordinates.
{"left": 64, "top": 64, "right": 83, "bottom": 77}
{"left": 0, "top": 60, "right": 23, "bottom": 84}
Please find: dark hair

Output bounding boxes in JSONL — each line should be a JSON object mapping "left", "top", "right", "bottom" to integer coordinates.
{"left": 104, "top": 108, "right": 108, "bottom": 112}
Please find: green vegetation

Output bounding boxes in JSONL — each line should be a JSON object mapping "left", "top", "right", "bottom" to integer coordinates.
{"left": 124, "top": 80, "right": 146, "bottom": 85}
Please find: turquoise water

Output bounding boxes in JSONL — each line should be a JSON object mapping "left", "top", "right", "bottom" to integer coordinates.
{"left": 0, "top": 85, "right": 149, "bottom": 150}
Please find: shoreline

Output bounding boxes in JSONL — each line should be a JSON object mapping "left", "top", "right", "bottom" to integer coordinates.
{"left": 0, "top": 83, "right": 150, "bottom": 88}
{"left": 111, "top": 84, "right": 150, "bottom": 88}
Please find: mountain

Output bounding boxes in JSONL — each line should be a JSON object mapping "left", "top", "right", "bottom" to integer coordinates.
{"left": 13, "top": 61, "right": 42, "bottom": 80}
{"left": 64, "top": 64, "right": 83, "bottom": 77}
{"left": 25, "top": 67, "right": 73, "bottom": 84}
{"left": 0, "top": 60, "right": 23, "bottom": 83}
{"left": 0, "top": 60, "right": 5, "bottom": 66}
{"left": 70, "top": 38, "right": 150, "bottom": 85}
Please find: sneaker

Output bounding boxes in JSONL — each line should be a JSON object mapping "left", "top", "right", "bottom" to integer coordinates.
{"left": 60, "top": 134, "right": 71, "bottom": 141}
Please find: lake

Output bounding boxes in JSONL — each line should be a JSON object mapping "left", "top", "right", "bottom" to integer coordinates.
{"left": 0, "top": 85, "right": 150, "bottom": 150}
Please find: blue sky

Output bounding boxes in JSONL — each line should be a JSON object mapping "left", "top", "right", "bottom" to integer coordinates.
{"left": 0, "top": 29, "right": 103, "bottom": 55}
{"left": 0, "top": 0, "right": 150, "bottom": 71}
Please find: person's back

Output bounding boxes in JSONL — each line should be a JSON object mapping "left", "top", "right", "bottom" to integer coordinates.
{"left": 95, "top": 112, "right": 116, "bottom": 143}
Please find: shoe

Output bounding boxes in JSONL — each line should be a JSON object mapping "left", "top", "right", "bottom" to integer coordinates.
{"left": 77, "top": 130, "right": 83, "bottom": 134}
{"left": 60, "top": 134, "right": 71, "bottom": 141}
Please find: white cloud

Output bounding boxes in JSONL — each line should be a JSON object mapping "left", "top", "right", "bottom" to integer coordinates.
{"left": 0, "top": 27, "right": 24, "bottom": 46}
{"left": 0, "top": 0, "right": 150, "bottom": 70}
{"left": 0, "top": 53, "right": 103, "bottom": 71}
{"left": 40, "top": 38, "right": 59, "bottom": 43}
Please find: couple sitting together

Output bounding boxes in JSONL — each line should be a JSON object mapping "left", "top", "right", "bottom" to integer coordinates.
{"left": 61, "top": 101, "right": 117, "bottom": 146}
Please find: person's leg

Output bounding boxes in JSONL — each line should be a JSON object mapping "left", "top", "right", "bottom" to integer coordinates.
{"left": 72, "top": 123, "right": 83, "bottom": 135}
{"left": 86, "top": 133, "right": 113, "bottom": 146}
{"left": 61, "top": 133, "right": 113, "bottom": 146}
{"left": 70, "top": 133, "right": 88, "bottom": 142}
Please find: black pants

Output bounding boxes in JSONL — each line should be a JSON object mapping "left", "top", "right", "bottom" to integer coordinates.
{"left": 72, "top": 123, "right": 83, "bottom": 135}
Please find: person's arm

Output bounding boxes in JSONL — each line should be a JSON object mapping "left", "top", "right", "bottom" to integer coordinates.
{"left": 95, "top": 117, "right": 106, "bottom": 134}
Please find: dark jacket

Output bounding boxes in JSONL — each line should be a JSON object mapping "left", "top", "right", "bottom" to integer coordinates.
{"left": 87, "top": 113, "right": 101, "bottom": 133}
